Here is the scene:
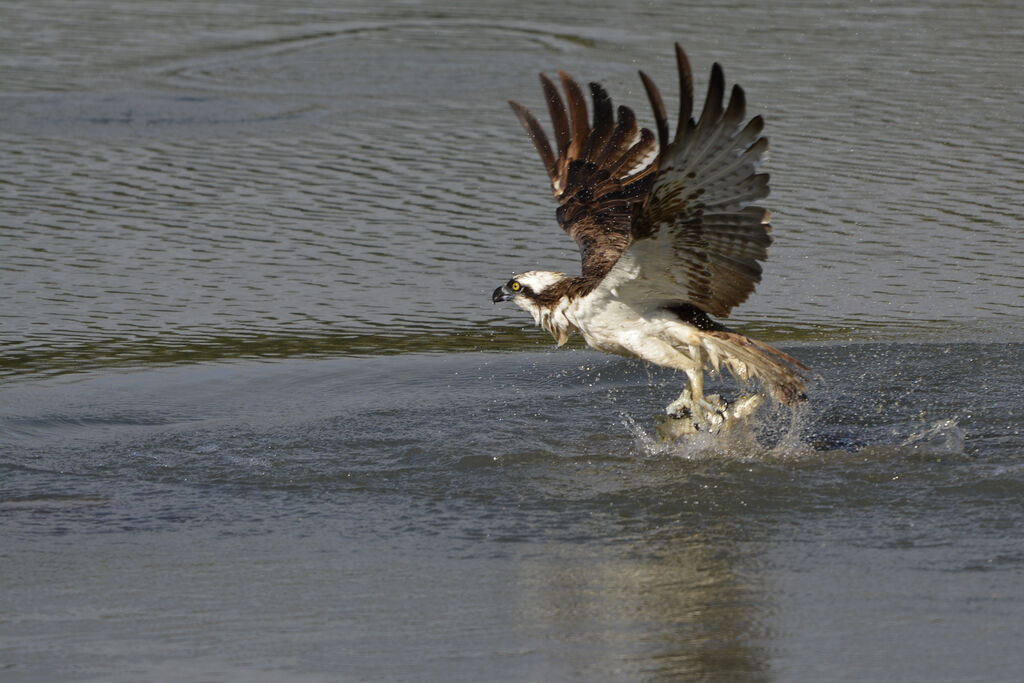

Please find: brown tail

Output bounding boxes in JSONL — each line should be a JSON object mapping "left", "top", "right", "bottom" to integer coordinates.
{"left": 700, "top": 330, "right": 809, "bottom": 404}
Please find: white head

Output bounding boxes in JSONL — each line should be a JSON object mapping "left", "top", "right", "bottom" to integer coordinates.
{"left": 492, "top": 270, "right": 574, "bottom": 345}
{"left": 492, "top": 270, "right": 567, "bottom": 311}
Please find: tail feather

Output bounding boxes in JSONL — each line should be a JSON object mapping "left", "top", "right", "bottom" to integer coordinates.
{"left": 701, "top": 330, "right": 808, "bottom": 404}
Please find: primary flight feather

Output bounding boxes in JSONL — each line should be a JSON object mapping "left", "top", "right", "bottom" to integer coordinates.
{"left": 493, "top": 44, "right": 808, "bottom": 427}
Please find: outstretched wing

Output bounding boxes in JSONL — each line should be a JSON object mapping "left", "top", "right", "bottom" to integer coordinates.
{"left": 509, "top": 74, "right": 658, "bottom": 280}
{"left": 602, "top": 44, "right": 773, "bottom": 318}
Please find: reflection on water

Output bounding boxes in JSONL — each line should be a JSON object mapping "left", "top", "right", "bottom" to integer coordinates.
{"left": 2, "top": 0, "right": 1023, "bottom": 379}
{"left": 514, "top": 532, "right": 770, "bottom": 680}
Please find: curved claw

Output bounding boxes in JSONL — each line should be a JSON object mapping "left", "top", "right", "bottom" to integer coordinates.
{"left": 665, "top": 387, "right": 693, "bottom": 419}
{"left": 665, "top": 389, "right": 726, "bottom": 427}
{"left": 661, "top": 390, "right": 764, "bottom": 439}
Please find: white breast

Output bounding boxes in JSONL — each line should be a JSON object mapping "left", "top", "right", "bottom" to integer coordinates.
{"left": 567, "top": 291, "right": 704, "bottom": 366}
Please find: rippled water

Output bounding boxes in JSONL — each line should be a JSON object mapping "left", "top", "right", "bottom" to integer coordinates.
{"left": 4, "top": 0, "right": 1023, "bottom": 377}
{"left": 2, "top": 0, "right": 1023, "bottom": 680}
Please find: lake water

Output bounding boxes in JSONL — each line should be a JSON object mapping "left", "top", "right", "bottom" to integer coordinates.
{"left": 2, "top": 0, "right": 1023, "bottom": 680}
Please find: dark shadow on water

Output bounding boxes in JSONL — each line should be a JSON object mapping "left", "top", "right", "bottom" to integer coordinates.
{"left": 2, "top": 318, "right": 1007, "bottom": 381}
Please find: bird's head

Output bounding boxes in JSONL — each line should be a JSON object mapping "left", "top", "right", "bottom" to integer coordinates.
{"left": 491, "top": 270, "right": 568, "bottom": 315}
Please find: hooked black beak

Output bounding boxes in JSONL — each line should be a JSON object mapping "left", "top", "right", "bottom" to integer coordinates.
{"left": 492, "top": 285, "right": 513, "bottom": 303}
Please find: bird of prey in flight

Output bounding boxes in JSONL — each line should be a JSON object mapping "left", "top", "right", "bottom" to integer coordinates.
{"left": 492, "top": 44, "right": 808, "bottom": 431}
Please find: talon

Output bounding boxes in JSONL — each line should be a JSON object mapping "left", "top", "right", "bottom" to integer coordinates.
{"left": 664, "top": 384, "right": 768, "bottom": 437}
{"left": 665, "top": 387, "right": 694, "bottom": 418}
{"left": 699, "top": 394, "right": 728, "bottom": 419}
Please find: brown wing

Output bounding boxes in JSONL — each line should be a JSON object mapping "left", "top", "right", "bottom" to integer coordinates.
{"left": 616, "top": 44, "right": 773, "bottom": 318}
{"left": 509, "top": 73, "right": 658, "bottom": 279}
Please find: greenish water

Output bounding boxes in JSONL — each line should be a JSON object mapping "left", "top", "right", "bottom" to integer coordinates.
{"left": 2, "top": 0, "right": 1023, "bottom": 681}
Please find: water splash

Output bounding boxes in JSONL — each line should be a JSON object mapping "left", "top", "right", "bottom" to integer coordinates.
{"left": 901, "top": 418, "right": 966, "bottom": 456}
{"left": 620, "top": 401, "right": 810, "bottom": 461}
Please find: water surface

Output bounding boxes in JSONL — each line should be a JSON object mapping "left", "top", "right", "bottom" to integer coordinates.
{"left": 2, "top": 0, "right": 1023, "bottom": 680}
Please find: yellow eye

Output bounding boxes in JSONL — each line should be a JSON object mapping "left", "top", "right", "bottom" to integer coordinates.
{"left": 510, "top": 281, "right": 521, "bottom": 292}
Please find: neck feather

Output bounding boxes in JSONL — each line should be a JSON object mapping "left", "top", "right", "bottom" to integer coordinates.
{"left": 534, "top": 297, "right": 574, "bottom": 346}
{"left": 531, "top": 276, "right": 596, "bottom": 346}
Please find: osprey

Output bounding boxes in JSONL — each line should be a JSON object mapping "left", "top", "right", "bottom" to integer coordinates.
{"left": 492, "top": 44, "right": 809, "bottom": 428}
